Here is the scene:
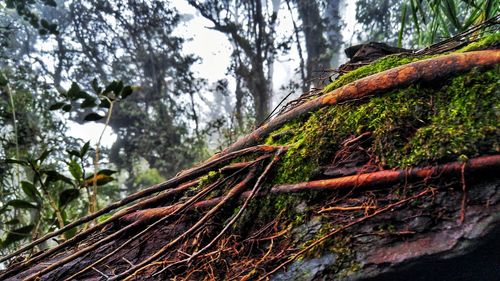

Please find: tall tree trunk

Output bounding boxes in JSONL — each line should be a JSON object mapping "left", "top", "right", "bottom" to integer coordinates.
{"left": 325, "top": 0, "right": 343, "bottom": 68}
{"left": 296, "top": 0, "right": 331, "bottom": 89}
{"left": 296, "top": 0, "right": 343, "bottom": 89}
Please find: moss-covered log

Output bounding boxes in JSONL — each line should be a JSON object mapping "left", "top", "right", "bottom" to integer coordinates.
{"left": 1, "top": 34, "right": 499, "bottom": 281}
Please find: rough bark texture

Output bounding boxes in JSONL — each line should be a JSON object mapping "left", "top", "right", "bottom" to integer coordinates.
{"left": 272, "top": 178, "right": 500, "bottom": 281}
{"left": 211, "top": 50, "right": 500, "bottom": 161}
{"left": 1, "top": 39, "right": 499, "bottom": 281}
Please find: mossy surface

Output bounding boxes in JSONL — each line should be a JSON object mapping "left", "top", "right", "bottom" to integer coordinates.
{"left": 239, "top": 38, "right": 498, "bottom": 279}
{"left": 322, "top": 54, "right": 433, "bottom": 93}
{"left": 322, "top": 32, "right": 499, "bottom": 94}
{"left": 457, "top": 32, "right": 500, "bottom": 53}
{"left": 265, "top": 65, "right": 499, "bottom": 185}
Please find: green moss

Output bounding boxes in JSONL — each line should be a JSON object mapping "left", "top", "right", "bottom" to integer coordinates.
{"left": 400, "top": 67, "right": 500, "bottom": 165}
{"left": 457, "top": 32, "right": 500, "bottom": 53}
{"left": 233, "top": 37, "right": 497, "bottom": 278}
{"left": 322, "top": 54, "right": 433, "bottom": 93}
{"left": 189, "top": 170, "right": 220, "bottom": 196}
{"left": 265, "top": 115, "right": 325, "bottom": 184}
{"left": 199, "top": 171, "right": 219, "bottom": 186}
{"left": 298, "top": 224, "right": 361, "bottom": 277}
{"left": 265, "top": 67, "right": 499, "bottom": 182}
{"left": 265, "top": 34, "right": 499, "bottom": 184}
{"left": 322, "top": 31, "right": 499, "bottom": 94}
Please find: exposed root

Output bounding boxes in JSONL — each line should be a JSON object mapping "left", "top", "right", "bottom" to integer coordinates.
{"left": 260, "top": 188, "right": 434, "bottom": 280}
{"left": 212, "top": 50, "right": 500, "bottom": 159}
{"left": 112, "top": 167, "right": 258, "bottom": 280}
{"left": 120, "top": 155, "right": 500, "bottom": 224}
{"left": 1, "top": 47, "right": 498, "bottom": 281}
{"left": 0, "top": 145, "right": 281, "bottom": 280}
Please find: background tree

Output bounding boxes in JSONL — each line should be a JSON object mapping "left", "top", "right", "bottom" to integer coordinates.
{"left": 1, "top": 0, "right": 497, "bottom": 257}
{"left": 7, "top": 1, "right": 209, "bottom": 188}
{"left": 188, "top": 0, "right": 281, "bottom": 125}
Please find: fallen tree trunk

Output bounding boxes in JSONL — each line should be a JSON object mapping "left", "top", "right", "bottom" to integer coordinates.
{"left": 210, "top": 50, "right": 500, "bottom": 160}
{"left": 120, "top": 154, "right": 500, "bottom": 224}
{"left": 1, "top": 37, "right": 499, "bottom": 281}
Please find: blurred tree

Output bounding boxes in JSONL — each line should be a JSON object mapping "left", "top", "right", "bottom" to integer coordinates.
{"left": 355, "top": 0, "right": 403, "bottom": 45}
{"left": 292, "top": 0, "right": 344, "bottom": 90}
{"left": 4, "top": 1, "right": 207, "bottom": 187}
{"left": 188, "top": 0, "right": 280, "bottom": 125}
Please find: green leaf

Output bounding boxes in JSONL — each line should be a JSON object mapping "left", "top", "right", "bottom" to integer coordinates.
{"left": 83, "top": 112, "right": 105, "bottom": 122}
{"left": 48, "top": 24, "right": 58, "bottom": 35}
{"left": 0, "top": 72, "right": 8, "bottom": 86}
{"left": 97, "top": 169, "right": 118, "bottom": 176}
{"left": 62, "top": 104, "right": 72, "bottom": 112}
{"left": 40, "top": 19, "right": 50, "bottom": 29}
{"left": 103, "top": 81, "right": 117, "bottom": 94}
{"left": 5, "top": 0, "right": 14, "bottom": 9}
{"left": 80, "top": 97, "right": 97, "bottom": 108}
{"left": 43, "top": 0, "right": 57, "bottom": 7}
{"left": 43, "top": 170, "right": 73, "bottom": 185}
{"left": 442, "top": 0, "right": 462, "bottom": 30}
{"left": 67, "top": 149, "right": 81, "bottom": 158}
{"left": 113, "top": 81, "right": 123, "bottom": 96}
{"left": 398, "top": 2, "right": 408, "bottom": 48}
{"left": 1, "top": 225, "right": 34, "bottom": 247}
{"left": 49, "top": 102, "right": 66, "bottom": 111}
{"left": 21, "top": 181, "right": 41, "bottom": 201}
{"left": 74, "top": 90, "right": 92, "bottom": 100}
{"left": 83, "top": 174, "right": 115, "bottom": 187}
{"left": 91, "top": 78, "right": 102, "bottom": 94}
{"left": 409, "top": 0, "right": 421, "bottom": 42}
{"left": 38, "top": 29, "right": 49, "bottom": 36}
{"left": 121, "top": 85, "right": 133, "bottom": 99}
{"left": 59, "top": 189, "right": 80, "bottom": 207}
{"left": 80, "top": 141, "right": 90, "bottom": 157}
{"left": 7, "top": 199, "right": 38, "bottom": 209}
{"left": 36, "top": 148, "right": 51, "bottom": 164}
{"left": 67, "top": 82, "right": 81, "bottom": 99}
{"left": 99, "top": 98, "right": 111, "bottom": 108}
{"left": 5, "top": 218, "right": 20, "bottom": 225}
{"left": 68, "top": 159, "right": 83, "bottom": 181}
{"left": 484, "top": 0, "right": 496, "bottom": 19}
{"left": 0, "top": 206, "right": 10, "bottom": 215}
{"left": 3, "top": 159, "right": 29, "bottom": 166}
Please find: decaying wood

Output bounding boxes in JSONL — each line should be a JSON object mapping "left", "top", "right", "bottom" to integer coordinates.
{"left": 1, "top": 46, "right": 498, "bottom": 281}
{"left": 0, "top": 145, "right": 279, "bottom": 279}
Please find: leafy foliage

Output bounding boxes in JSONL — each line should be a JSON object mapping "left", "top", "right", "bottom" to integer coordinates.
{"left": 0, "top": 68, "right": 131, "bottom": 252}
{"left": 400, "top": 0, "right": 499, "bottom": 46}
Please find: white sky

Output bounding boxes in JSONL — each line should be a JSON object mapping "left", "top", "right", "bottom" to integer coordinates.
{"left": 68, "top": 0, "right": 358, "bottom": 148}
